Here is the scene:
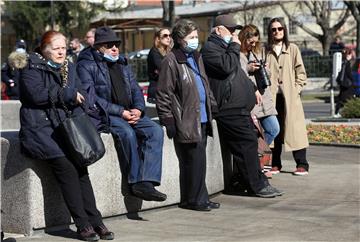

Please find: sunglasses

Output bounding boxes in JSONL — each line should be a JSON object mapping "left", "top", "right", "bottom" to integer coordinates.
{"left": 105, "top": 42, "right": 121, "bottom": 48}
{"left": 160, "top": 34, "right": 171, "bottom": 39}
{"left": 271, "top": 27, "right": 284, "bottom": 33}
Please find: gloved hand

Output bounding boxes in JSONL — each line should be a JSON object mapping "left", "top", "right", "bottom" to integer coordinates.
{"left": 162, "top": 117, "right": 176, "bottom": 139}
{"left": 165, "top": 124, "right": 176, "bottom": 139}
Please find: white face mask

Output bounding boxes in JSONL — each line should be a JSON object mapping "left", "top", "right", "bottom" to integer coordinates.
{"left": 16, "top": 48, "right": 26, "bottom": 53}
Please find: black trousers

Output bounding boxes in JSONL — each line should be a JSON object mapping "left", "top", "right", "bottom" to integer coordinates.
{"left": 273, "top": 94, "right": 309, "bottom": 170}
{"left": 174, "top": 124, "right": 209, "bottom": 205}
{"left": 48, "top": 157, "right": 103, "bottom": 230}
{"left": 216, "top": 115, "right": 268, "bottom": 193}
{"left": 335, "top": 86, "right": 354, "bottom": 114}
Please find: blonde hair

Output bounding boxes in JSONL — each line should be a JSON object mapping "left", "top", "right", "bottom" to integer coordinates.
{"left": 154, "top": 28, "right": 172, "bottom": 56}
{"left": 238, "top": 24, "right": 261, "bottom": 54}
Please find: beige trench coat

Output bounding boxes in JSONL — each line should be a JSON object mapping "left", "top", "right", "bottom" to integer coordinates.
{"left": 267, "top": 43, "right": 309, "bottom": 151}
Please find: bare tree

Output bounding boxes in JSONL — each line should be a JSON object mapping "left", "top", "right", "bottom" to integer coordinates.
{"left": 162, "top": 0, "right": 175, "bottom": 28}
{"left": 280, "top": 1, "right": 350, "bottom": 55}
{"left": 344, "top": 1, "right": 360, "bottom": 57}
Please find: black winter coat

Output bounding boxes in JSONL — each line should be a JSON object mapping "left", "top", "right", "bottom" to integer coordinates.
{"left": 201, "top": 33, "right": 256, "bottom": 117}
{"left": 147, "top": 47, "right": 164, "bottom": 100}
{"left": 336, "top": 60, "right": 354, "bottom": 88}
{"left": 19, "top": 52, "right": 83, "bottom": 160}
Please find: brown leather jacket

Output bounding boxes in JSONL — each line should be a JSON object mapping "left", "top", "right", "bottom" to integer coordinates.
{"left": 156, "top": 48, "right": 217, "bottom": 143}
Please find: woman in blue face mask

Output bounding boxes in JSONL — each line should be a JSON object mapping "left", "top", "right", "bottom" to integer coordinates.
{"left": 156, "top": 19, "right": 219, "bottom": 212}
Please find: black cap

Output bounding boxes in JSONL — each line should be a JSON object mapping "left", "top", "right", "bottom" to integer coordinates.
{"left": 16, "top": 39, "right": 26, "bottom": 49}
{"left": 94, "top": 26, "right": 121, "bottom": 45}
{"left": 215, "top": 14, "right": 242, "bottom": 30}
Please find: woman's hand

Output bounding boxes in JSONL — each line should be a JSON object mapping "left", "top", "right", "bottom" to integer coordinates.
{"left": 76, "top": 92, "right": 85, "bottom": 104}
{"left": 247, "top": 61, "right": 260, "bottom": 73}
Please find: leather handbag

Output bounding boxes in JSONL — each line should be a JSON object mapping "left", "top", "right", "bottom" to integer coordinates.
{"left": 50, "top": 93, "right": 105, "bottom": 167}
{"left": 251, "top": 115, "right": 272, "bottom": 169}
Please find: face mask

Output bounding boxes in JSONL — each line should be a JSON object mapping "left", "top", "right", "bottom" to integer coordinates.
{"left": 184, "top": 38, "right": 199, "bottom": 53}
{"left": 16, "top": 48, "right": 26, "bottom": 53}
{"left": 223, "top": 35, "right": 232, "bottom": 44}
{"left": 47, "top": 60, "right": 62, "bottom": 69}
{"left": 103, "top": 53, "right": 119, "bottom": 62}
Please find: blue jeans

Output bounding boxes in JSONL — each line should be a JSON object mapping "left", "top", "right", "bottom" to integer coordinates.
{"left": 259, "top": 115, "right": 280, "bottom": 145}
{"left": 109, "top": 115, "right": 164, "bottom": 185}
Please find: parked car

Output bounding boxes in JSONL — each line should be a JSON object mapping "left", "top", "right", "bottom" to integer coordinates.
{"left": 127, "top": 49, "right": 150, "bottom": 60}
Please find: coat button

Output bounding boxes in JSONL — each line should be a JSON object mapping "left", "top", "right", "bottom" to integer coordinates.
{"left": 279, "top": 66, "right": 282, "bottom": 69}
{"left": 279, "top": 81, "right": 283, "bottom": 84}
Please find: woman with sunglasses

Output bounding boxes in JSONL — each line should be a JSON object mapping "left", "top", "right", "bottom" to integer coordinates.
{"left": 147, "top": 28, "right": 172, "bottom": 103}
{"left": 238, "top": 25, "right": 279, "bottom": 145}
{"left": 266, "top": 18, "right": 309, "bottom": 176}
{"left": 238, "top": 24, "right": 279, "bottom": 178}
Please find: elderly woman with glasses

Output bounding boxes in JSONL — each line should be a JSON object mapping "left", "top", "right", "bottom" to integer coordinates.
{"left": 147, "top": 27, "right": 172, "bottom": 103}
{"left": 19, "top": 30, "right": 113, "bottom": 241}
{"left": 266, "top": 17, "right": 310, "bottom": 176}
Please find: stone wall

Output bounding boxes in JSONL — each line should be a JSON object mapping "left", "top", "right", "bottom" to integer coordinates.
{"left": 1, "top": 126, "right": 224, "bottom": 236}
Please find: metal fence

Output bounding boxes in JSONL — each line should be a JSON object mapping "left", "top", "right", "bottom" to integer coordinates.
{"left": 129, "top": 58, "right": 148, "bottom": 82}
{"left": 128, "top": 55, "right": 334, "bottom": 81}
{"left": 302, "top": 55, "right": 332, "bottom": 78}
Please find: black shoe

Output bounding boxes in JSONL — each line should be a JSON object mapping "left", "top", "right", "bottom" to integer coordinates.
{"left": 77, "top": 226, "right": 100, "bottom": 241}
{"left": 94, "top": 225, "right": 114, "bottom": 240}
{"left": 255, "top": 185, "right": 277, "bottom": 198}
{"left": 179, "top": 203, "right": 212, "bottom": 212}
{"left": 131, "top": 182, "right": 167, "bottom": 202}
{"left": 206, "top": 200, "right": 220, "bottom": 209}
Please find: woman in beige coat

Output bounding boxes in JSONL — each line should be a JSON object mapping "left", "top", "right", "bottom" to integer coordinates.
{"left": 266, "top": 18, "right": 309, "bottom": 176}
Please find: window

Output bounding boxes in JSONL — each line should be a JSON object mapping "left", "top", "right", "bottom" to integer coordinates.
{"left": 263, "top": 17, "right": 270, "bottom": 37}
{"left": 289, "top": 19, "right": 297, "bottom": 35}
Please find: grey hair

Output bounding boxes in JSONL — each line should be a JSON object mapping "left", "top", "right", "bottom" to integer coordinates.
{"left": 171, "top": 19, "right": 199, "bottom": 48}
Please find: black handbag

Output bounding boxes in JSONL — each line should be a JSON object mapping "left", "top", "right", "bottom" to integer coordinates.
{"left": 50, "top": 93, "right": 105, "bottom": 167}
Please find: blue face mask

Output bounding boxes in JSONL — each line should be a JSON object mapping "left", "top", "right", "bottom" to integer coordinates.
{"left": 223, "top": 35, "right": 232, "bottom": 44}
{"left": 184, "top": 38, "right": 199, "bottom": 53}
{"left": 47, "top": 60, "right": 62, "bottom": 69}
{"left": 103, "top": 53, "right": 119, "bottom": 62}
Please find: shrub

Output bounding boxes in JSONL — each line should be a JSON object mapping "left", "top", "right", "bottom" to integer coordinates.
{"left": 341, "top": 97, "right": 360, "bottom": 118}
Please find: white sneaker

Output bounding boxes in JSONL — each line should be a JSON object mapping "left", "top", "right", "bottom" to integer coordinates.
{"left": 333, "top": 113, "right": 341, "bottom": 118}
{"left": 293, "top": 167, "right": 309, "bottom": 176}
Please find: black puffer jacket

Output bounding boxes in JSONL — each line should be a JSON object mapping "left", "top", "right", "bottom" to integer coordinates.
{"left": 201, "top": 33, "right": 256, "bottom": 117}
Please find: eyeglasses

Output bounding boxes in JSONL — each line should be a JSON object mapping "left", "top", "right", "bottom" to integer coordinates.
{"left": 271, "top": 27, "right": 284, "bottom": 33}
{"left": 105, "top": 42, "right": 121, "bottom": 48}
{"left": 160, "top": 34, "right": 171, "bottom": 39}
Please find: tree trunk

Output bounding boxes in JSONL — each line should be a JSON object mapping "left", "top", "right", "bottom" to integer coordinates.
{"left": 162, "top": 0, "right": 175, "bottom": 28}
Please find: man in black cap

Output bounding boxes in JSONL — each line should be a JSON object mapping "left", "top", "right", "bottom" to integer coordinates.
{"left": 76, "top": 26, "right": 167, "bottom": 202}
{"left": 201, "top": 14, "right": 283, "bottom": 198}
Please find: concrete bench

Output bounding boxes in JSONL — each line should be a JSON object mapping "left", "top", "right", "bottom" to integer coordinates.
{"left": 1, "top": 124, "right": 224, "bottom": 236}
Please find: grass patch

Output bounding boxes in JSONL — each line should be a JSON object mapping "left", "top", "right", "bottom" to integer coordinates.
{"left": 307, "top": 124, "right": 360, "bottom": 144}
{"left": 301, "top": 93, "right": 330, "bottom": 101}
